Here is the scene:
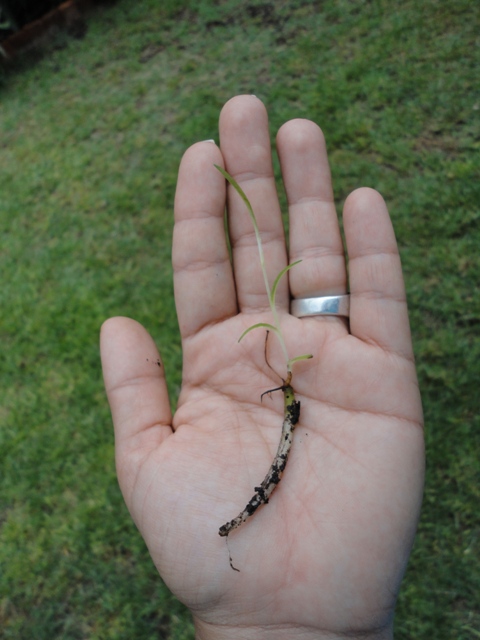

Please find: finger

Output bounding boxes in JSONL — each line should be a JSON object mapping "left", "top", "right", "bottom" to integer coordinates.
{"left": 219, "top": 95, "right": 288, "bottom": 312}
{"left": 173, "top": 141, "right": 237, "bottom": 339}
{"left": 344, "top": 188, "right": 414, "bottom": 359}
{"left": 276, "top": 119, "right": 347, "bottom": 298}
{"left": 100, "top": 317, "right": 172, "bottom": 487}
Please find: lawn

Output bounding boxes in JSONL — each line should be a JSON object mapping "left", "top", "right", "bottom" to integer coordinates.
{"left": 0, "top": 0, "right": 479, "bottom": 638}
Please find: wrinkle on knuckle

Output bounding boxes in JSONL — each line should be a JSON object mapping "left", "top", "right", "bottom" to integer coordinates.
{"left": 233, "top": 228, "right": 283, "bottom": 250}
{"left": 290, "top": 194, "right": 335, "bottom": 208}
{"left": 173, "top": 254, "right": 230, "bottom": 274}
{"left": 175, "top": 209, "right": 217, "bottom": 224}
{"left": 291, "top": 244, "right": 345, "bottom": 261}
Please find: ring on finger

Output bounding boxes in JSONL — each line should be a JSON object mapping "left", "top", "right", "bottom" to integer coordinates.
{"left": 290, "top": 294, "right": 350, "bottom": 318}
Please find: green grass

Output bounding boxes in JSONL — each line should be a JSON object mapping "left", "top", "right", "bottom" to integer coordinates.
{"left": 1, "top": 0, "right": 479, "bottom": 637}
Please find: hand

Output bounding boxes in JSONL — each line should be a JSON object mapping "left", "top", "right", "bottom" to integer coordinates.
{"left": 100, "top": 95, "right": 424, "bottom": 640}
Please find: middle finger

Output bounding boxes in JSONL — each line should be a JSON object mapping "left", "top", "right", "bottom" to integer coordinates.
{"left": 219, "top": 96, "right": 288, "bottom": 314}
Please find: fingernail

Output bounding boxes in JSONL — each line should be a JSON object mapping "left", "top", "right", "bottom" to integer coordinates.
{"left": 203, "top": 139, "right": 216, "bottom": 144}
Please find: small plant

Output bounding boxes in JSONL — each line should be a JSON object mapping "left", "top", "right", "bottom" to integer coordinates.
{"left": 215, "top": 165, "right": 312, "bottom": 570}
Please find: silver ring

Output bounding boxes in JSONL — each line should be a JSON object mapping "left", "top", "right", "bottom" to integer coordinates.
{"left": 290, "top": 294, "right": 350, "bottom": 318}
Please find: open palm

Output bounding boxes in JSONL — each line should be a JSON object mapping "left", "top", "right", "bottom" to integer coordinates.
{"left": 100, "top": 96, "right": 424, "bottom": 640}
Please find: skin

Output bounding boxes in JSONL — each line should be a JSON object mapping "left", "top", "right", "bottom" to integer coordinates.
{"left": 218, "top": 383, "right": 300, "bottom": 539}
{"left": 100, "top": 95, "right": 425, "bottom": 640}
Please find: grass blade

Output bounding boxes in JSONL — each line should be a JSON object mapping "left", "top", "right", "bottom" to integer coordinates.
{"left": 238, "top": 322, "right": 279, "bottom": 343}
{"left": 270, "top": 260, "right": 302, "bottom": 307}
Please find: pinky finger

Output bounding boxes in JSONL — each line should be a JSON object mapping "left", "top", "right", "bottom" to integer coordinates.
{"left": 344, "top": 188, "right": 414, "bottom": 360}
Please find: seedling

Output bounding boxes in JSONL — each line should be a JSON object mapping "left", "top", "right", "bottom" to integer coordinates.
{"left": 215, "top": 165, "right": 312, "bottom": 570}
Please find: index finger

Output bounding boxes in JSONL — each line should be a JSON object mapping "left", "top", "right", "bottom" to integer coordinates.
{"left": 173, "top": 141, "right": 237, "bottom": 340}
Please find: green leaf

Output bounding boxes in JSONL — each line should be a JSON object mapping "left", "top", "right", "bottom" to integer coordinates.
{"left": 215, "top": 164, "right": 272, "bottom": 303}
{"left": 238, "top": 323, "right": 279, "bottom": 343}
{"left": 287, "top": 354, "right": 314, "bottom": 370}
{"left": 270, "top": 260, "right": 302, "bottom": 307}
{"left": 288, "top": 354, "right": 313, "bottom": 363}
{"left": 214, "top": 164, "right": 259, "bottom": 233}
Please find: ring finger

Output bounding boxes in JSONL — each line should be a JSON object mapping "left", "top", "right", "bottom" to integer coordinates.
{"left": 276, "top": 119, "right": 347, "bottom": 301}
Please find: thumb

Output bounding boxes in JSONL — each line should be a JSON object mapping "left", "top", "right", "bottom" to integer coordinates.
{"left": 100, "top": 317, "right": 173, "bottom": 496}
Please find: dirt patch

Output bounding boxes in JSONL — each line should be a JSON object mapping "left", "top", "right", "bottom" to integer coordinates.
{"left": 0, "top": 0, "right": 116, "bottom": 58}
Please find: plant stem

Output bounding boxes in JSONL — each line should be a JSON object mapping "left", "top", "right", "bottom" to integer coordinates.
{"left": 215, "top": 165, "right": 291, "bottom": 367}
